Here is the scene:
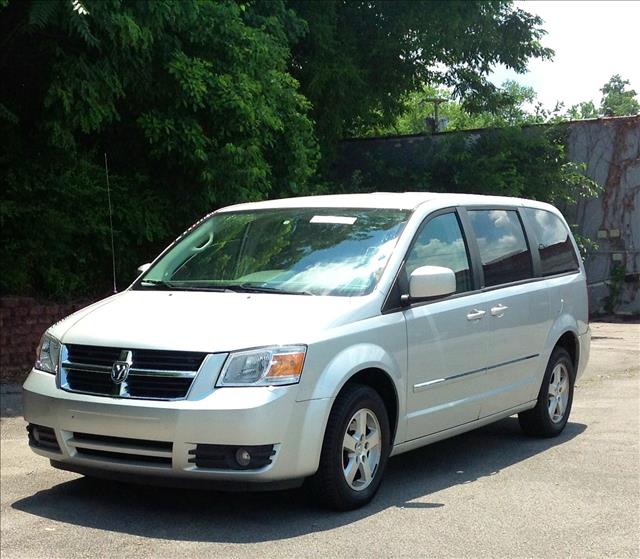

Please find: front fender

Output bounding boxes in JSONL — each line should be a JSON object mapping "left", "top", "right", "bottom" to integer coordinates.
{"left": 298, "top": 339, "right": 408, "bottom": 445}
{"left": 304, "top": 343, "right": 404, "bottom": 400}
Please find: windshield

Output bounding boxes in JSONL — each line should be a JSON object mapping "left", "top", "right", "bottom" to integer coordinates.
{"left": 134, "top": 208, "right": 410, "bottom": 296}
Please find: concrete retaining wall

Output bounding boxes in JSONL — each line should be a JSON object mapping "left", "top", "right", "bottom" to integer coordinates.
{"left": 563, "top": 117, "right": 639, "bottom": 315}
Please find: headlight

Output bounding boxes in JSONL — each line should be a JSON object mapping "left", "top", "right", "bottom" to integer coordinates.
{"left": 217, "top": 346, "right": 306, "bottom": 387}
{"left": 35, "top": 331, "right": 61, "bottom": 375}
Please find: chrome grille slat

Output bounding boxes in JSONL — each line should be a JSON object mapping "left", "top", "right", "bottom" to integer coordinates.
{"left": 63, "top": 362, "right": 196, "bottom": 378}
{"left": 61, "top": 344, "right": 206, "bottom": 400}
{"left": 66, "top": 344, "right": 207, "bottom": 371}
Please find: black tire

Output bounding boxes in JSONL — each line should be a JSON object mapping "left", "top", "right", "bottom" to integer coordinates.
{"left": 310, "top": 383, "right": 391, "bottom": 511}
{"left": 519, "top": 347, "right": 575, "bottom": 437}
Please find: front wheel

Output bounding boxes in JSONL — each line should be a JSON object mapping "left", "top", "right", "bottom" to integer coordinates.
{"left": 310, "top": 384, "right": 391, "bottom": 510}
{"left": 519, "top": 347, "right": 575, "bottom": 437}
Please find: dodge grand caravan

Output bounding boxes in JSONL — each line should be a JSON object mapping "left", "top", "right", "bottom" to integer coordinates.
{"left": 24, "top": 192, "right": 590, "bottom": 510}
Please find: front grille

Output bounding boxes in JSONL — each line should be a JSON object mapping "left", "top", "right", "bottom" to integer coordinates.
{"left": 69, "top": 431, "right": 173, "bottom": 467}
{"left": 66, "top": 369, "right": 113, "bottom": 393}
{"left": 127, "top": 375, "right": 193, "bottom": 399}
{"left": 131, "top": 349, "right": 205, "bottom": 371}
{"left": 66, "top": 345, "right": 120, "bottom": 367}
{"left": 188, "top": 444, "right": 276, "bottom": 470}
{"left": 27, "top": 424, "right": 61, "bottom": 452}
{"left": 66, "top": 345, "right": 206, "bottom": 371}
{"left": 61, "top": 344, "right": 207, "bottom": 400}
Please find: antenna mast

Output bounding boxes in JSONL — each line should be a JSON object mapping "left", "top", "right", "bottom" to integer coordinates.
{"left": 104, "top": 153, "right": 117, "bottom": 293}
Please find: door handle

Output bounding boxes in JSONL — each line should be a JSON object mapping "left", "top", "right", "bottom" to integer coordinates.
{"left": 490, "top": 304, "right": 509, "bottom": 317}
{"left": 466, "top": 309, "right": 486, "bottom": 321}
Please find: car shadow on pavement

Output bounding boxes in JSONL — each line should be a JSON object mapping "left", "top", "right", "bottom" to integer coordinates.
{"left": 12, "top": 417, "right": 586, "bottom": 543}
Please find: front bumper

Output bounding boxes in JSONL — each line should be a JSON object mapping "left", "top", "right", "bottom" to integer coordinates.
{"left": 23, "top": 369, "right": 332, "bottom": 484}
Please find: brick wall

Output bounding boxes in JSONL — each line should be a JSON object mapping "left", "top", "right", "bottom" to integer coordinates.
{"left": 0, "top": 296, "right": 95, "bottom": 385}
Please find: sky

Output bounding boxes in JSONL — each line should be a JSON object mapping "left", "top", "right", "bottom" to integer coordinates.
{"left": 489, "top": 1, "right": 640, "bottom": 111}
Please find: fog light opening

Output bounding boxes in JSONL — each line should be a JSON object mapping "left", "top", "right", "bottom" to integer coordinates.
{"left": 235, "top": 448, "right": 251, "bottom": 467}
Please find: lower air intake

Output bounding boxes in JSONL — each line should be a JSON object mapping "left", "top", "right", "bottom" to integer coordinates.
{"left": 27, "top": 424, "right": 61, "bottom": 452}
{"left": 188, "top": 444, "right": 276, "bottom": 470}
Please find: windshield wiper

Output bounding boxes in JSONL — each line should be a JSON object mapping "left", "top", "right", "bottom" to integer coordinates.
{"left": 139, "top": 279, "right": 179, "bottom": 289}
{"left": 138, "top": 280, "right": 231, "bottom": 292}
{"left": 139, "top": 280, "right": 313, "bottom": 295}
{"left": 220, "top": 284, "right": 314, "bottom": 296}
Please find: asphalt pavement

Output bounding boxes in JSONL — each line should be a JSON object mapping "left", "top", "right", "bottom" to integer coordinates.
{"left": 1, "top": 321, "right": 638, "bottom": 558}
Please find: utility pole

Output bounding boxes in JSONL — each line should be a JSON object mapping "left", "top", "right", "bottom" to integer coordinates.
{"left": 424, "top": 97, "right": 447, "bottom": 133}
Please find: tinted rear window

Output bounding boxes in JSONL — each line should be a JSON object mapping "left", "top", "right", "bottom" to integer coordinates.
{"left": 524, "top": 208, "right": 579, "bottom": 276}
{"left": 468, "top": 209, "right": 533, "bottom": 287}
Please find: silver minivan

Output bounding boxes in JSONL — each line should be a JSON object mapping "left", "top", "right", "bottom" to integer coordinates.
{"left": 24, "top": 192, "right": 591, "bottom": 509}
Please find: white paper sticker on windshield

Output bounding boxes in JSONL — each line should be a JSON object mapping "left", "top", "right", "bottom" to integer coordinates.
{"left": 310, "top": 215, "right": 357, "bottom": 225}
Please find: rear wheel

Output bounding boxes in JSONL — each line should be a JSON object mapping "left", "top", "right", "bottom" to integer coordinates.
{"left": 519, "top": 347, "right": 574, "bottom": 437}
{"left": 310, "top": 384, "right": 390, "bottom": 510}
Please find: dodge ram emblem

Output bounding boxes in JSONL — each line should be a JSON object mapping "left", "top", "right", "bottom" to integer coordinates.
{"left": 111, "top": 350, "right": 133, "bottom": 384}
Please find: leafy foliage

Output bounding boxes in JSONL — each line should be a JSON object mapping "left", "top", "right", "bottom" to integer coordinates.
{"left": 1, "top": 0, "right": 581, "bottom": 300}
{"left": 599, "top": 74, "right": 640, "bottom": 117}
{"left": 603, "top": 264, "right": 627, "bottom": 314}
{"left": 565, "top": 101, "right": 599, "bottom": 121}
{"left": 287, "top": 0, "right": 552, "bottom": 150}
{"left": 0, "top": 0, "right": 317, "bottom": 298}
{"left": 363, "top": 81, "right": 548, "bottom": 136}
{"left": 565, "top": 74, "right": 639, "bottom": 119}
{"left": 1, "top": 159, "right": 171, "bottom": 297}
{"left": 329, "top": 124, "right": 600, "bottom": 208}
{"left": 371, "top": 73, "right": 639, "bottom": 138}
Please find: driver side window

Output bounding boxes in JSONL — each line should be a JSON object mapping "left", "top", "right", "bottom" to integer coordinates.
{"left": 405, "top": 212, "right": 473, "bottom": 294}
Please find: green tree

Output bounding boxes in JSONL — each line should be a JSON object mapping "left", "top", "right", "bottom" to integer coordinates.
{"left": 0, "top": 0, "right": 318, "bottom": 297}
{"left": 360, "top": 80, "right": 545, "bottom": 136}
{"left": 0, "top": 0, "right": 562, "bottom": 300}
{"left": 564, "top": 75, "right": 638, "bottom": 120}
{"left": 599, "top": 74, "right": 639, "bottom": 116}
{"left": 330, "top": 125, "right": 599, "bottom": 212}
{"left": 287, "top": 0, "right": 552, "bottom": 151}
{"left": 566, "top": 101, "right": 599, "bottom": 121}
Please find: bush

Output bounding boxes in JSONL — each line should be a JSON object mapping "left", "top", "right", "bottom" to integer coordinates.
{"left": 1, "top": 159, "right": 174, "bottom": 299}
{"left": 0, "top": 0, "right": 318, "bottom": 299}
{"left": 329, "top": 124, "right": 599, "bottom": 204}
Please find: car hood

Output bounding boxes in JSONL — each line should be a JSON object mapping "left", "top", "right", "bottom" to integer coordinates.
{"left": 52, "top": 290, "right": 375, "bottom": 353}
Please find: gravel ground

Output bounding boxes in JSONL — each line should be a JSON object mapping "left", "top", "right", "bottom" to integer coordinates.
{"left": 1, "top": 321, "right": 638, "bottom": 558}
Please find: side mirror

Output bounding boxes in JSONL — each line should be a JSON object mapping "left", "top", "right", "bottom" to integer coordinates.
{"left": 137, "top": 263, "right": 151, "bottom": 274}
{"left": 408, "top": 265, "right": 456, "bottom": 300}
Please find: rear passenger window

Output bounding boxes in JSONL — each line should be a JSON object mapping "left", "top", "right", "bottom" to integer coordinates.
{"left": 406, "top": 212, "right": 473, "bottom": 293}
{"left": 524, "top": 208, "right": 579, "bottom": 276}
{"left": 468, "top": 210, "right": 533, "bottom": 287}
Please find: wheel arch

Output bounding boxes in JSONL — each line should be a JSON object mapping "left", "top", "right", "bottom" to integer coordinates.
{"left": 303, "top": 342, "right": 406, "bottom": 445}
{"left": 543, "top": 313, "right": 581, "bottom": 373}
{"left": 338, "top": 367, "right": 400, "bottom": 445}
{"left": 554, "top": 330, "right": 579, "bottom": 372}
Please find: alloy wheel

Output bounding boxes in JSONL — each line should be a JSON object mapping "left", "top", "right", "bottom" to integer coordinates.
{"left": 548, "top": 363, "right": 570, "bottom": 423}
{"left": 342, "top": 408, "right": 382, "bottom": 491}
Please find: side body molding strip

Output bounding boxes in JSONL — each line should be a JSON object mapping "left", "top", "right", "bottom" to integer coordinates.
{"left": 413, "top": 353, "right": 539, "bottom": 393}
